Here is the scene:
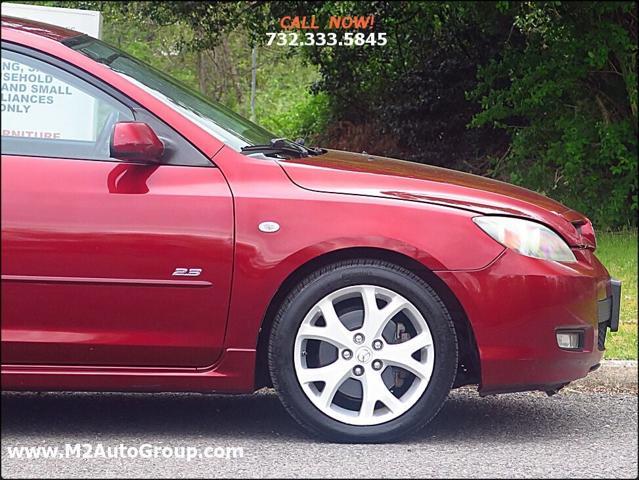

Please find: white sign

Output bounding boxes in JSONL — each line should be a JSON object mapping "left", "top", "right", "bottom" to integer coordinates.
{"left": 1, "top": 4, "right": 102, "bottom": 141}
{"left": 1, "top": 3, "right": 102, "bottom": 38}
{"left": 1, "top": 58, "right": 96, "bottom": 141}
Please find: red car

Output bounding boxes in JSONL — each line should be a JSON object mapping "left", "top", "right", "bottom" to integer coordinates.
{"left": 1, "top": 17, "right": 621, "bottom": 442}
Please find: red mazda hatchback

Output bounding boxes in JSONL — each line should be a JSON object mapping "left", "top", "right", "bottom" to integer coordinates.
{"left": 1, "top": 17, "right": 621, "bottom": 442}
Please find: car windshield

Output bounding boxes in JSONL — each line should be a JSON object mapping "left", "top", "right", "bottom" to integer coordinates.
{"left": 63, "top": 35, "right": 275, "bottom": 150}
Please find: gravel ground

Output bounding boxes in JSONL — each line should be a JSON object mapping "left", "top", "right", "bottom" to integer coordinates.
{"left": 1, "top": 388, "right": 637, "bottom": 478}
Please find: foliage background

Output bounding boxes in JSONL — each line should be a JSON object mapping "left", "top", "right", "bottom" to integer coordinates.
{"left": 12, "top": 0, "right": 638, "bottom": 229}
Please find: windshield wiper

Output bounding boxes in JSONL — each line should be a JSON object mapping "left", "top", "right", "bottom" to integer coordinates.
{"left": 241, "top": 138, "right": 323, "bottom": 158}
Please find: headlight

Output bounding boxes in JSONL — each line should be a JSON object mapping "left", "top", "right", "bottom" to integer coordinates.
{"left": 473, "top": 216, "right": 577, "bottom": 262}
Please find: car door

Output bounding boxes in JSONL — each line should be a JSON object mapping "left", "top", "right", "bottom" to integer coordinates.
{"left": 0, "top": 47, "right": 234, "bottom": 368}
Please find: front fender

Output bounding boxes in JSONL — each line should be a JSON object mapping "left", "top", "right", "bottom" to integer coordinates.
{"left": 213, "top": 147, "right": 504, "bottom": 350}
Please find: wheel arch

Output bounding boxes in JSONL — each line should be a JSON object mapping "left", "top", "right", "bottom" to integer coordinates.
{"left": 254, "top": 246, "right": 481, "bottom": 389}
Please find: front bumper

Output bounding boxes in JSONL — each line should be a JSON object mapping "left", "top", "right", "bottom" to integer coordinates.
{"left": 437, "top": 248, "right": 621, "bottom": 395}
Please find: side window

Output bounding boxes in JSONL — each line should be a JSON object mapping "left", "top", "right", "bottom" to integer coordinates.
{"left": 1, "top": 49, "right": 133, "bottom": 160}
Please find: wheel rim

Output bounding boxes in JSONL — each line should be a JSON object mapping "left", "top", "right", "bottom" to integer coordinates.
{"left": 293, "top": 284, "right": 435, "bottom": 426}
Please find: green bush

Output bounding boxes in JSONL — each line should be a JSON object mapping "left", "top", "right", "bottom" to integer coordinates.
{"left": 259, "top": 92, "right": 331, "bottom": 142}
{"left": 470, "top": 2, "right": 637, "bottom": 229}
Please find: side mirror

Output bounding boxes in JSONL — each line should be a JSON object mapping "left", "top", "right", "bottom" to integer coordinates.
{"left": 110, "top": 122, "right": 164, "bottom": 163}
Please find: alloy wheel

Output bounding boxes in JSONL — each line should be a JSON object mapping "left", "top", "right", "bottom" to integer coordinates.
{"left": 293, "top": 284, "right": 435, "bottom": 426}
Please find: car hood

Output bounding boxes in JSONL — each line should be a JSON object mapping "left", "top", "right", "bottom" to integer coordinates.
{"left": 278, "top": 149, "right": 594, "bottom": 248}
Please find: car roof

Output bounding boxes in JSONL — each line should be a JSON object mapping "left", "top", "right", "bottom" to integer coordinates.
{"left": 1, "top": 15, "right": 81, "bottom": 41}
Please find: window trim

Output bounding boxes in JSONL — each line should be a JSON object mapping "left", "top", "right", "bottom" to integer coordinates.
{"left": 1, "top": 41, "right": 215, "bottom": 168}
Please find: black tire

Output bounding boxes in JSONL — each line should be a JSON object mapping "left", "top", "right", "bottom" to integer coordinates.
{"left": 268, "top": 259, "right": 458, "bottom": 443}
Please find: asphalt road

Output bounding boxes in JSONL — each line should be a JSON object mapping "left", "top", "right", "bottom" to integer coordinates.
{"left": 1, "top": 388, "right": 637, "bottom": 478}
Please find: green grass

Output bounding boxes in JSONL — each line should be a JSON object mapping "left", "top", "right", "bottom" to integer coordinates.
{"left": 595, "top": 230, "right": 638, "bottom": 360}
